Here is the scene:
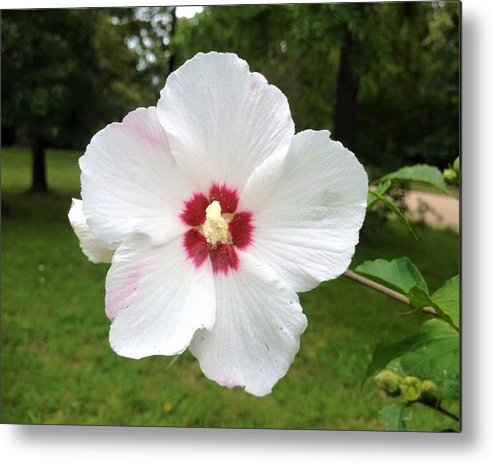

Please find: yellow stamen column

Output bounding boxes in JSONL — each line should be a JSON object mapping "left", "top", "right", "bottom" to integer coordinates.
{"left": 203, "top": 201, "right": 231, "bottom": 246}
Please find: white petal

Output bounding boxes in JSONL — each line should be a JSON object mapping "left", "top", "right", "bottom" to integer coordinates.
{"left": 68, "top": 199, "right": 116, "bottom": 263}
{"left": 80, "top": 106, "right": 193, "bottom": 246}
{"left": 107, "top": 234, "right": 216, "bottom": 358}
{"left": 157, "top": 52, "right": 294, "bottom": 192}
{"left": 239, "top": 130, "right": 368, "bottom": 292}
{"left": 190, "top": 251, "right": 307, "bottom": 397}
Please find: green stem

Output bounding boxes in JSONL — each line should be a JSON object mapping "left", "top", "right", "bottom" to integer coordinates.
{"left": 419, "top": 400, "right": 460, "bottom": 422}
{"left": 343, "top": 270, "right": 438, "bottom": 317}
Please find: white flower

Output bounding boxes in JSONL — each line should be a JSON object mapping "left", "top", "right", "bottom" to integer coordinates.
{"left": 68, "top": 198, "right": 117, "bottom": 263}
{"left": 69, "top": 52, "right": 368, "bottom": 396}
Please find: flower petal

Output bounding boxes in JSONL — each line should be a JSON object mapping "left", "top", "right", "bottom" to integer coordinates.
{"left": 190, "top": 251, "right": 307, "bottom": 397}
{"left": 107, "top": 235, "right": 216, "bottom": 358}
{"left": 157, "top": 52, "right": 294, "bottom": 192}
{"left": 239, "top": 130, "right": 368, "bottom": 292}
{"left": 68, "top": 199, "right": 116, "bottom": 263}
{"left": 80, "top": 106, "right": 193, "bottom": 245}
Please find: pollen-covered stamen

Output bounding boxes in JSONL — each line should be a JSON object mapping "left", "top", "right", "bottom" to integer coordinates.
{"left": 182, "top": 186, "right": 253, "bottom": 273}
{"left": 203, "top": 200, "right": 231, "bottom": 246}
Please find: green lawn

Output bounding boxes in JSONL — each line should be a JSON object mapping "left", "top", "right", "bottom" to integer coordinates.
{"left": 1, "top": 147, "right": 459, "bottom": 430}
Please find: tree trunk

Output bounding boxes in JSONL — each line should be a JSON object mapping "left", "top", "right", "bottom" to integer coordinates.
{"left": 30, "top": 138, "right": 48, "bottom": 193}
{"left": 334, "top": 26, "right": 359, "bottom": 151}
{"left": 167, "top": 7, "right": 177, "bottom": 75}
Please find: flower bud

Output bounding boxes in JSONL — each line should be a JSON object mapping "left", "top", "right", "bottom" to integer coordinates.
{"left": 443, "top": 168, "right": 458, "bottom": 184}
{"left": 453, "top": 156, "right": 460, "bottom": 173}
{"left": 400, "top": 376, "right": 422, "bottom": 402}
{"left": 420, "top": 380, "right": 439, "bottom": 404}
{"left": 374, "top": 370, "right": 401, "bottom": 395}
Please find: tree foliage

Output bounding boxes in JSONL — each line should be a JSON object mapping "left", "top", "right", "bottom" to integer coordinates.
{"left": 1, "top": 7, "right": 175, "bottom": 191}
{"left": 2, "top": 9, "right": 102, "bottom": 148}
{"left": 173, "top": 2, "right": 459, "bottom": 170}
{"left": 2, "top": 3, "right": 459, "bottom": 175}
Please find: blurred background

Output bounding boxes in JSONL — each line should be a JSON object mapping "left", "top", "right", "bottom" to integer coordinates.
{"left": 1, "top": 2, "right": 459, "bottom": 429}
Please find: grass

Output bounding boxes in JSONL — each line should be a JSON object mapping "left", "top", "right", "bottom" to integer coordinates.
{"left": 1, "top": 147, "right": 459, "bottom": 430}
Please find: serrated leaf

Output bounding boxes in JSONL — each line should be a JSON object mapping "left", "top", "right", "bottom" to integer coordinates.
{"left": 355, "top": 257, "right": 428, "bottom": 295}
{"left": 355, "top": 259, "right": 458, "bottom": 331}
{"left": 365, "top": 319, "right": 459, "bottom": 387}
{"left": 407, "top": 285, "right": 459, "bottom": 332}
{"left": 368, "top": 191, "right": 418, "bottom": 239}
{"left": 431, "top": 275, "right": 459, "bottom": 329}
{"left": 380, "top": 164, "right": 449, "bottom": 192}
{"left": 408, "top": 285, "right": 433, "bottom": 310}
{"left": 400, "top": 319, "right": 459, "bottom": 381}
{"left": 378, "top": 403, "right": 412, "bottom": 431}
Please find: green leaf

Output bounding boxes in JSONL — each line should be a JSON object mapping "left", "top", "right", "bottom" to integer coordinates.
{"left": 431, "top": 275, "right": 459, "bottom": 328}
{"left": 407, "top": 284, "right": 459, "bottom": 332}
{"left": 355, "top": 257, "right": 428, "bottom": 295}
{"left": 368, "top": 190, "right": 417, "bottom": 239}
{"left": 355, "top": 259, "right": 458, "bottom": 332}
{"left": 407, "top": 285, "right": 433, "bottom": 310}
{"left": 380, "top": 164, "right": 449, "bottom": 192}
{"left": 367, "top": 180, "right": 391, "bottom": 208}
{"left": 365, "top": 319, "right": 459, "bottom": 387}
{"left": 400, "top": 319, "right": 459, "bottom": 381}
{"left": 441, "top": 376, "right": 460, "bottom": 399}
{"left": 378, "top": 403, "right": 412, "bottom": 431}
{"left": 363, "top": 336, "right": 420, "bottom": 382}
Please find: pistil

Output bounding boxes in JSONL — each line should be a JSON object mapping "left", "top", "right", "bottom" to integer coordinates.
{"left": 203, "top": 200, "right": 231, "bottom": 246}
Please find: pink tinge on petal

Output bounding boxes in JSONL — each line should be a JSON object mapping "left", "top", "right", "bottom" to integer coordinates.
{"left": 183, "top": 229, "right": 209, "bottom": 268}
{"left": 180, "top": 193, "right": 209, "bottom": 226}
{"left": 208, "top": 183, "right": 239, "bottom": 214}
{"left": 228, "top": 211, "right": 254, "bottom": 249}
{"left": 117, "top": 108, "right": 168, "bottom": 149}
{"left": 217, "top": 377, "right": 241, "bottom": 389}
{"left": 209, "top": 244, "right": 239, "bottom": 274}
{"left": 106, "top": 263, "right": 142, "bottom": 320}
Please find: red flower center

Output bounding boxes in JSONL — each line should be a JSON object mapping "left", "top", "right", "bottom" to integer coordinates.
{"left": 181, "top": 183, "right": 254, "bottom": 274}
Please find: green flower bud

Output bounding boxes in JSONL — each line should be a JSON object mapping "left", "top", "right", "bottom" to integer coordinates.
{"left": 374, "top": 370, "right": 402, "bottom": 395}
{"left": 400, "top": 376, "right": 422, "bottom": 402}
{"left": 420, "top": 380, "right": 439, "bottom": 404}
{"left": 453, "top": 156, "right": 460, "bottom": 173}
{"left": 443, "top": 168, "right": 458, "bottom": 184}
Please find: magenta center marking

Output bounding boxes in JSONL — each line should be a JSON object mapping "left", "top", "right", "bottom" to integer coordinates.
{"left": 181, "top": 183, "right": 254, "bottom": 274}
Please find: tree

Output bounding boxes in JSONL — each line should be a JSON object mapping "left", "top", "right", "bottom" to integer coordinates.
{"left": 2, "top": 10, "right": 102, "bottom": 192}
{"left": 172, "top": 3, "right": 459, "bottom": 170}
{"left": 1, "top": 7, "right": 177, "bottom": 193}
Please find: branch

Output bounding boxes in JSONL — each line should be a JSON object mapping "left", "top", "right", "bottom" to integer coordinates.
{"left": 343, "top": 270, "right": 438, "bottom": 317}
{"left": 419, "top": 400, "right": 460, "bottom": 422}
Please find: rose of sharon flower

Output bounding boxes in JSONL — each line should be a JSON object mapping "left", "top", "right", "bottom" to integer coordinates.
{"left": 69, "top": 52, "right": 368, "bottom": 396}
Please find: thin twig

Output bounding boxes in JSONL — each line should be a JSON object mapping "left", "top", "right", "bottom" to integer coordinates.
{"left": 419, "top": 400, "right": 460, "bottom": 422}
{"left": 343, "top": 270, "right": 438, "bottom": 317}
